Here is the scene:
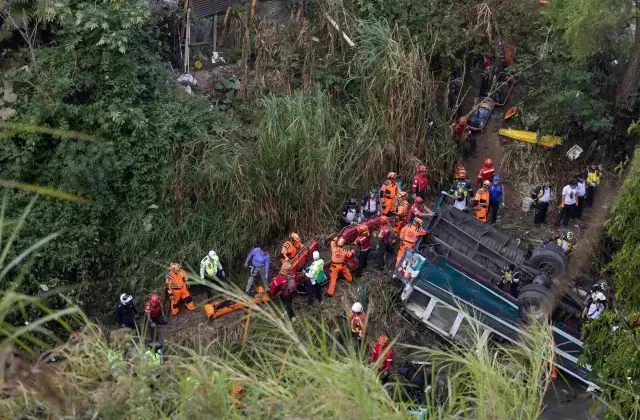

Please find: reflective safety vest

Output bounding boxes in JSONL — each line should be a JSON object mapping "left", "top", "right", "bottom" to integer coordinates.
{"left": 201, "top": 255, "right": 219, "bottom": 277}
{"left": 502, "top": 269, "right": 521, "bottom": 284}
{"left": 167, "top": 270, "right": 188, "bottom": 290}
{"left": 144, "top": 349, "right": 162, "bottom": 366}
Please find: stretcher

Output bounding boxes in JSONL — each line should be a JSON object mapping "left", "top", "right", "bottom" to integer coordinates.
{"left": 499, "top": 129, "right": 563, "bottom": 148}
{"left": 469, "top": 99, "right": 495, "bottom": 132}
{"left": 203, "top": 286, "right": 269, "bottom": 320}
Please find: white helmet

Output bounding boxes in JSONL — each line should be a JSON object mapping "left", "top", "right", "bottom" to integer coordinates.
{"left": 351, "top": 302, "right": 363, "bottom": 313}
{"left": 312, "top": 251, "right": 320, "bottom": 260}
{"left": 208, "top": 250, "right": 217, "bottom": 259}
{"left": 120, "top": 293, "right": 133, "bottom": 305}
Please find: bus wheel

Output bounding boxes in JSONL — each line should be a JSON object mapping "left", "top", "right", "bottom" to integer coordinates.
{"left": 528, "top": 245, "right": 567, "bottom": 278}
{"left": 517, "top": 284, "right": 551, "bottom": 323}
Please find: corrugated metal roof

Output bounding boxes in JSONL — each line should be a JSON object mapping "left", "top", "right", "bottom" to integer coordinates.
{"left": 190, "top": 0, "right": 249, "bottom": 19}
{"left": 190, "top": 0, "right": 289, "bottom": 21}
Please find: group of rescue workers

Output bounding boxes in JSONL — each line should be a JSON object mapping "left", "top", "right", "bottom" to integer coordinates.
{"left": 114, "top": 157, "right": 606, "bottom": 384}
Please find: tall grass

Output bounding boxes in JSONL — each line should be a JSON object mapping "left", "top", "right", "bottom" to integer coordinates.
{"left": 1, "top": 289, "right": 561, "bottom": 419}
{"left": 349, "top": 20, "right": 456, "bottom": 186}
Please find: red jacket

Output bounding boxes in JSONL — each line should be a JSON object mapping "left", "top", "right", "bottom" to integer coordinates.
{"left": 355, "top": 235, "right": 371, "bottom": 252}
{"left": 411, "top": 174, "right": 429, "bottom": 196}
{"left": 269, "top": 274, "right": 293, "bottom": 297}
{"left": 476, "top": 165, "right": 495, "bottom": 186}
{"left": 370, "top": 343, "right": 393, "bottom": 373}
{"left": 144, "top": 299, "right": 162, "bottom": 318}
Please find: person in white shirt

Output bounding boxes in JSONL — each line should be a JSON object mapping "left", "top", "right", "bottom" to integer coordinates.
{"left": 340, "top": 198, "right": 358, "bottom": 228}
{"left": 558, "top": 179, "right": 578, "bottom": 227}
{"left": 360, "top": 189, "right": 380, "bottom": 220}
{"left": 576, "top": 172, "right": 587, "bottom": 218}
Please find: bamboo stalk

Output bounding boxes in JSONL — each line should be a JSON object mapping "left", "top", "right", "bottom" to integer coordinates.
{"left": 324, "top": 14, "right": 355, "bottom": 47}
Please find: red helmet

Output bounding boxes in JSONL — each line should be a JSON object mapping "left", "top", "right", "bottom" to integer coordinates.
{"left": 418, "top": 165, "right": 427, "bottom": 173}
{"left": 414, "top": 196, "right": 424, "bottom": 204}
{"left": 150, "top": 294, "right": 159, "bottom": 302}
{"left": 484, "top": 158, "right": 493, "bottom": 167}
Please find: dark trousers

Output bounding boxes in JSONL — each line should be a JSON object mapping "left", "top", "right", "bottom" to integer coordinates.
{"left": 585, "top": 186, "right": 595, "bottom": 207}
{"left": 376, "top": 242, "right": 395, "bottom": 269}
{"left": 576, "top": 195, "right": 585, "bottom": 218}
{"left": 304, "top": 278, "right": 323, "bottom": 304}
{"left": 534, "top": 201, "right": 549, "bottom": 224}
{"left": 362, "top": 210, "right": 377, "bottom": 219}
{"left": 489, "top": 200, "right": 500, "bottom": 223}
{"left": 501, "top": 282, "right": 518, "bottom": 298}
{"left": 354, "top": 249, "right": 370, "bottom": 277}
{"left": 352, "top": 333, "right": 362, "bottom": 352}
{"left": 281, "top": 294, "right": 295, "bottom": 319}
{"left": 146, "top": 314, "right": 167, "bottom": 342}
{"left": 562, "top": 204, "right": 576, "bottom": 226}
{"left": 203, "top": 273, "right": 224, "bottom": 298}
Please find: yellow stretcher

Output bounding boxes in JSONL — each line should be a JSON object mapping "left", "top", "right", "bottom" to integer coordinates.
{"left": 498, "top": 129, "right": 563, "bottom": 148}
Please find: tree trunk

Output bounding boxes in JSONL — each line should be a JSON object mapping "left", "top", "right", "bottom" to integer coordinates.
{"left": 617, "top": 8, "right": 640, "bottom": 105}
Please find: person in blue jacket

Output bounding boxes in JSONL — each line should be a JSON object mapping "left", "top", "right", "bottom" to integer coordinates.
{"left": 488, "top": 174, "right": 504, "bottom": 224}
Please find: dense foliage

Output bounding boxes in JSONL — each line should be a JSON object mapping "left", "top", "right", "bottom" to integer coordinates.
{"left": 1, "top": 0, "right": 211, "bottom": 309}
{"left": 581, "top": 145, "right": 640, "bottom": 419}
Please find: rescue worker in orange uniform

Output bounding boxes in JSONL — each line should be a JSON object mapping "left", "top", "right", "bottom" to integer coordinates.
{"left": 280, "top": 233, "right": 303, "bottom": 266}
{"left": 476, "top": 158, "right": 495, "bottom": 188}
{"left": 396, "top": 218, "right": 426, "bottom": 267}
{"left": 328, "top": 236, "right": 354, "bottom": 297}
{"left": 392, "top": 191, "right": 410, "bottom": 234}
{"left": 166, "top": 263, "right": 195, "bottom": 315}
{"left": 473, "top": 180, "right": 491, "bottom": 223}
{"left": 380, "top": 172, "right": 399, "bottom": 216}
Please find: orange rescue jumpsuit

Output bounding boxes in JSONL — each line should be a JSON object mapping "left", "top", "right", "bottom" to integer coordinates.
{"left": 473, "top": 188, "right": 490, "bottom": 223}
{"left": 392, "top": 197, "right": 409, "bottom": 234}
{"left": 380, "top": 180, "right": 399, "bottom": 216}
{"left": 328, "top": 239, "right": 353, "bottom": 296}
{"left": 166, "top": 269, "right": 195, "bottom": 315}
{"left": 281, "top": 240, "right": 302, "bottom": 266}
{"left": 396, "top": 224, "right": 426, "bottom": 267}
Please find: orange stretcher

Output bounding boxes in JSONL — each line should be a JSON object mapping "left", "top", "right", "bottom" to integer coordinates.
{"left": 203, "top": 286, "right": 269, "bottom": 320}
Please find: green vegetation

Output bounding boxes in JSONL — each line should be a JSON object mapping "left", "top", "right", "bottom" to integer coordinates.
{"left": 1, "top": 279, "right": 556, "bottom": 419}
{"left": 3, "top": 0, "right": 640, "bottom": 417}
{"left": 581, "top": 140, "right": 640, "bottom": 419}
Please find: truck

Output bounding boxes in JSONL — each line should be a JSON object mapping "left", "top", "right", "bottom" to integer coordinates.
{"left": 395, "top": 195, "right": 598, "bottom": 389}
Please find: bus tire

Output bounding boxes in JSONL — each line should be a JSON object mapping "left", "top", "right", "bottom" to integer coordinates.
{"left": 518, "top": 284, "right": 551, "bottom": 323}
{"left": 528, "top": 247, "right": 567, "bottom": 278}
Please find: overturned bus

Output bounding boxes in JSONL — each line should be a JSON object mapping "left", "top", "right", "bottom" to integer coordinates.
{"left": 394, "top": 196, "right": 598, "bottom": 390}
